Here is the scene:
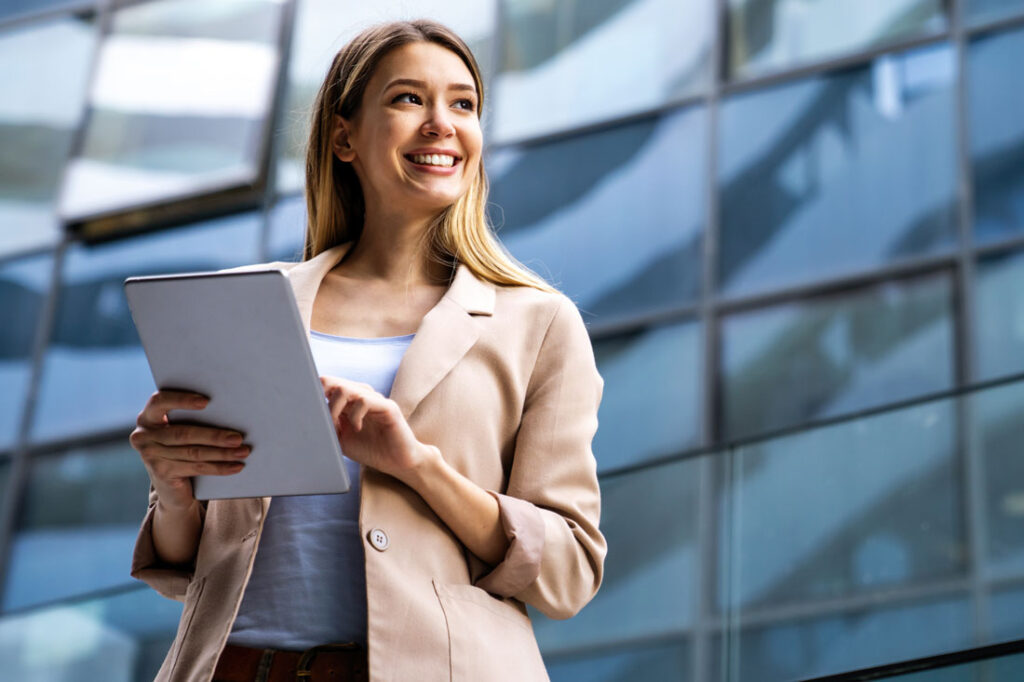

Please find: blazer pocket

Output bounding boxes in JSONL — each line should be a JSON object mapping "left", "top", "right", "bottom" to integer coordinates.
{"left": 168, "top": 576, "right": 206, "bottom": 678}
{"left": 433, "top": 580, "right": 549, "bottom": 682}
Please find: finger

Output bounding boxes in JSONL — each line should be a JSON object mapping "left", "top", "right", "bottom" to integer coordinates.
{"left": 151, "top": 423, "right": 245, "bottom": 448}
{"left": 156, "top": 458, "right": 246, "bottom": 479}
{"left": 343, "top": 395, "right": 371, "bottom": 431}
{"left": 141, "top": 441, "right": 250, "bottom": 466}
{"left": 138, "top": 390, "right": 209, "bottom": 427}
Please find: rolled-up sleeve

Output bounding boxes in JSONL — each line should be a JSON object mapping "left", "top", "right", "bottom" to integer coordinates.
{"left": 473, "top": 294, "right": 606, "bottom": 620}
{"left": 130, "top": 485, "right": 206, "bottom": 602}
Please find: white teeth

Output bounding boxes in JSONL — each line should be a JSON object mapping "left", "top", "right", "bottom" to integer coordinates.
{"left": 410, "top": 153, "right": 455, "bottom": 167}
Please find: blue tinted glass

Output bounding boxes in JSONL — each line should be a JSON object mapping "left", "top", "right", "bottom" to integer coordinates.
{"left": 30, "top": 214, "right": 261, "bottom": 442}
{"left": 974, "top": 250, "right": 1024, "bottom": 380}
{"left": 716, "top": 598, "right": 971, "bottom": 681}
{"left": 494, "top": 0, "right": 710, "bottom": 141}
{"left": 0, "top": 16, "right": 95, "bottom": 257}
{"left": 727, "top": 0, "right": 945, "bottom": 79}
{"left": 532, "top": 458, "right": 700, "bottom": 654}
{"left": 4, "top": 441, "right": 152, "bottom": 610}
{"left": 719, "top": 44, "right": 958, "bottom": 297}
{"left": 491, "top": 107, "right": 705, "bottom": 323}
{"left": 546, "top": 639, "right": 689, "bottom": 682}
{"left": 593, "top": 321, "right": 701, "bottom": 472}
{"left": 968, "top": 26, "right": 1024, "bottom": 244}
{"left": 968, "top": 0, "right": 1024, "bottom": 24}
{"left": 973, "top": 380, "right": 1024, "bottom": 579}
{"left": 990, "top": 587, "right": 1024, "bottom": 642}
{"left": 0, "top": 254, "right": 52, "bottom": 450}
{"left": 0, "top": 587, "right": 181, "bottom": 681}
{"left": 721, "top": 273, "right": 955, "bottom": 439}
{"left": 266, "top": 195, "right": 305, "bottom": 263}
{"left": 718, "top": 400, "right": 963, "bottom": 616}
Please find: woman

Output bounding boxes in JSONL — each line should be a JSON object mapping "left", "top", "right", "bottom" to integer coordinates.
{"left": 129, "top": 19, "right": 605, "bottom": 682}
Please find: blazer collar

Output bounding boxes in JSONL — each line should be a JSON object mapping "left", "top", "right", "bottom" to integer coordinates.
{"left": 285, "top": 240, "right": 495, "bottom": 419}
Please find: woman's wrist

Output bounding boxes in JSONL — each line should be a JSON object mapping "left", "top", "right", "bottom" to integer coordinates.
{"left": 397, "top": 442, "right": 444, "bottom": 491}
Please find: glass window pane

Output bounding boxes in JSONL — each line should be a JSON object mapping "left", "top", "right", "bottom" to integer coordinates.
{"left": 593, "top": 321, "right": 701, "bottom": 472}
{"left": 727, "top": 0, "right": 946, "bottom": 80}
{"left": 0, "top": 587, "right": 182, "bottom": 681}
{"left": 718, "top": 399, "right": 964, "bottom": 617}
{"left": 0, "top": 253, "right": 53, "bottom": 450}
{"left": 0, "top": 16, "right": 95, "bottom": 256}
{"left": 968, "top": 0, "right": 1024, "bottom": 25}
{"left": 491, "top": 107, "right": 705, "bottom": 324}
{"left": 718, "top": 44, "right": 958, "bottom": 297}
{"left": 721, "top": 272, "right": 955, "bottom": 439}
{"left": 989, "top": 586, "right": 1024, "bottom": 642}
{"left": 277, "top": 0, "right": 498, "bottom": 193}
{"left": 266, "top": 195, "right": 305, "bottom": 263}
{"left": 30, "top": 214, "right": 261, "bottom": 443}
{"left": 493, "top": 0, "right": 710, "bottom": 141}
{"left": 968, "top": 26, "right": 1024, "bottom": 244}
{"left": 3, "top": 441, "right": 152, "bottom": 611}
{"left": 716, "top": 597, "right": 971, "bottom": 682}
{"left": 974, "top": 250, "right": 1024, "bottom": 380}
{"left": 59, "top": 0, "right": 285, "bottom": 221}
{"left": 973, "top": 380, "right": 1024, "bottom": 580}
{"left": 532, "top": 458, "right": 701, "bottom": 654}
{"left": 546, "top": 639, "right": 690, "bottom": 682}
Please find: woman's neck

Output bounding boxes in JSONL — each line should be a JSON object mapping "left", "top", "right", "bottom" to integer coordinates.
{"left": 338, "top": 207, "right": 451, "bottom": 288}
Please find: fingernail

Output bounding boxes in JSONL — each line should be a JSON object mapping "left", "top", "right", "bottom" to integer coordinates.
{"left": 233, "top": 447, "right": 250, "bottom": 457}
{"left": 225, "top": 434, "right": 243, "bottom": 446}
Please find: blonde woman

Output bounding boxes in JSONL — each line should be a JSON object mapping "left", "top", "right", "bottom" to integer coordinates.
{"left": 128, "top": 19, "right": 605, "bottom": 682}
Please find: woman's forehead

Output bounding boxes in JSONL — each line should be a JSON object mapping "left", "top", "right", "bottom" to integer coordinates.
{"left": 371, "top": 42, "right": 476, "bottom": 93}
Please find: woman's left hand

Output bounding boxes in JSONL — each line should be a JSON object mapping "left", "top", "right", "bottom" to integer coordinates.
{"left": 320, "top": 375, "right": 436, "bottom": 482}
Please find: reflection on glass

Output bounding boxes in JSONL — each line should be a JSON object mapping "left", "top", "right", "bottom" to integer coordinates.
{"left": 30, "top": 214, "right": 261, "bottom": 442}
{"left": 718, "top": 400, "right": 963, "bottom": 616}
{"left": 0, "top": 254, "right": 52, "bottom": 450}
{"left": 266, "top": 195, "right": 306, "bottom": 262}
{"left": 0, "top": 16, "right": 94, "bottom": 256}
{"left": 968, "top": 0, "right": 1024, "bottom": 24}
{"left": 533, "top": 458, "right": 700, "bottom": 654}
{"left": 59, "top": 0, "right": 284, "bottom": 220}
{"left": 490, "top": 107, "right": 705, "bottom": 323}
{"left": 593, "top": 321, "right": 701, "bottom": 472}
{"left": 0, "top": 586, "right": 181, "bottom": 681}
{"left": 277, "top": 0, "right": 498, "bottom": 192}
{"left": 726, "top": 0, "right": 946, "bottom": 79}
{"left": 718, "top": 44, "right": 957, "bottom": 297}
{"left": 974, "top": 251, "right": 1024, "bottom": 380}
{"left": 717, "top": 598, "right": 970, "bottom": 681}
{"left": 989, "top": 586, "right": 1024, "bottom": 642}
{"left": 968, "top": 26, "right": 1024, "bottom": 244}
{"left": 721, "top": 273, "right": 955, "bottom": 438}
{"left": 546, "top": 639, "right": 689, "bottom": 682}
{"left": 3, "top": 442, "right": 153, "bottom": 611}
{"left": 973, "top": 381, "right": 1024, "bottom": 579}
{"left": 494, "top": 0, "right": 709, "bottom": 141}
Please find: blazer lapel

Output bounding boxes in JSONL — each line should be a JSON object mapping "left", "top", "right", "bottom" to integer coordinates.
{"left": 284, "top": 241, "right": 496, "bottom": 420}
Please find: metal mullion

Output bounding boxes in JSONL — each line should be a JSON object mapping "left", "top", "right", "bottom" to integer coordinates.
{"left": 974, "top": 232, "right": 1024, "bottom": 259}
{"left": 586, "top": 302, "right": 702, "bottom": 340}
{"left": 963, "top": 6, "right": 1024, "bottom": 39}
{"left": 0, "top": 0, "right": 95, "bottom": 32}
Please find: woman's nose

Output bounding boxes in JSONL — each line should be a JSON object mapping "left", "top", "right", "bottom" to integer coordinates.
{"left": 420, "top": 107, "right": 456, "bottom": 138}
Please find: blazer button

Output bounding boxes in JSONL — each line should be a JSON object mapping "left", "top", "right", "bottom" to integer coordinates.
{"left": 367, "top": 528, "right": 389, "bottom": 552}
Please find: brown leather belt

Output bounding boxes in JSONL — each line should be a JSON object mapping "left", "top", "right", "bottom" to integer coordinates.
{"left": 213, "top": 642, "right": 368, "bottom": 682}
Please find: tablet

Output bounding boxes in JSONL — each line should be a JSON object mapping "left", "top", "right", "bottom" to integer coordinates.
{"left": 124, "top": 268, "right": 350, "bottom": 500}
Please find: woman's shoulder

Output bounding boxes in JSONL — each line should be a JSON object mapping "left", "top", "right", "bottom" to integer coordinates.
{"left": 492, "top": 283, "right": 591, "bottom": 341}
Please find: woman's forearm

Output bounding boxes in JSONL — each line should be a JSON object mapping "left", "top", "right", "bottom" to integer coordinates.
{"left": 153, "top": 497, "right": 203, "bottom": 566}
{"left": 400, "top": 445, "right": 510, "bottom": 566}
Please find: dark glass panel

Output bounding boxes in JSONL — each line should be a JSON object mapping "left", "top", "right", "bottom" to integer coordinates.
{"left": 593, "top": 321, "right": 701, "bottom": 472}
{"left": 967, "top": 0, "right": 1024, "bottom": 25}
{"left": 968, "top": 25, "right": 1024, "bottom": 244}
{"left": 3, "top": 441, "right": 152, "bottom": 610}
{"left": 0, "top": 253, "right": 53, "bottom": 450}
{"left": 0, "top": 587, "right": 181, "bottom": 681}
{"left": 59, "top": 0, "right": 284, "bottom": 220}
{"left": 717, "top": 399, "right": 963, "bottom": 616}
{"left": 721, "top": 272, "right": 955, "bottom": 439}
{"left": 0, "top": 16, "right": 94, "bottom": 255}
{"left": 546, "top": 639, "right": 689, "bottom": 682}
{"left": 727, "top": 0, "right": 946, "bottom": 79}
{"left": 974, "top": 250, "right": 1024, "bottom": 380}
{"left": 30, "top": 214, "right": 261, "bottom": 442}
{"left": 989, "top": 586, "right": 1024, "bottom": 642}
{"left": 494, "top": 0, "right": 710, "bottom": 141}
{"left": 490, "top": 107, "right": 705, "bottom": 324}
{"left": 719, "top": 44, "right": 957, "bottom": 297}
{"left": 532, "top": 458, "right": 700, "bottom": 654}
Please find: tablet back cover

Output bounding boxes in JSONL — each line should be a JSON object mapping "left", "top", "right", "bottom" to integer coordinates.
{"left": 124, "top": 269, "right": 349, "bottom": 499}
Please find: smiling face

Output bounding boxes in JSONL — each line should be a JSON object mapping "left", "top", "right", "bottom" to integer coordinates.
{"left": 332, "top": 41, "right": 483, "bottom": 219}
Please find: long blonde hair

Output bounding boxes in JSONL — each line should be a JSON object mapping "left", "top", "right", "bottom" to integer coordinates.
{"left": 303, "top": 19, "right": 555, "bottom": 293}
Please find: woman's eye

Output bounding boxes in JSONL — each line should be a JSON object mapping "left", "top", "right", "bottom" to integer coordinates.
{"left": 393, "top": 92, "right": 421, "bottom": 104}
{"left": 454, "top": 99, "right": 476, "bottom": 112}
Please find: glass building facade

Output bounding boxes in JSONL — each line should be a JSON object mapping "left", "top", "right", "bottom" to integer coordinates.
{"left": 2, "top": 0, "right": 1024, "bottom": 679}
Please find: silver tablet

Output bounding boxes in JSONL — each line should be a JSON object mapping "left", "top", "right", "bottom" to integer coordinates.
{"left": 124, "top": 269, "right": 349, "bottom": 500}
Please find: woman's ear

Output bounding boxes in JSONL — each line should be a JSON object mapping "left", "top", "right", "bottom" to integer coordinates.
{"left": 332, "top": 114, "right": 356, "bottom": 162}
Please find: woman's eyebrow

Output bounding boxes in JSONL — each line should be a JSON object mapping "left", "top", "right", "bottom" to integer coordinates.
{"left": 384, "top": 77, "right": 476, "bottom": 94}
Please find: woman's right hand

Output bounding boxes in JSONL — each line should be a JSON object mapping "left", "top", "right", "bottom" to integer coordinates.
{"left": 129, "top": 389, "right": 251, "bottom": 511}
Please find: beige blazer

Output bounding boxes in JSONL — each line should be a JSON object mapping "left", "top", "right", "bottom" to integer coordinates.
{"left": 131, "top": 241, "right": 606, "bottom": 682}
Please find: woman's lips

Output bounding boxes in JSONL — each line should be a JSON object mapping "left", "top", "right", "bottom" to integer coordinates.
{"left": 403, "top": 155, "right": 460, "bottom": 175}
